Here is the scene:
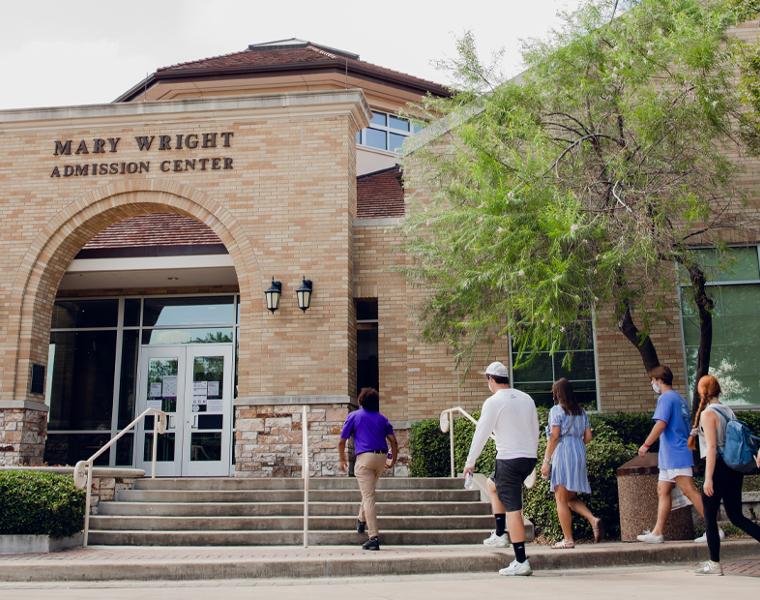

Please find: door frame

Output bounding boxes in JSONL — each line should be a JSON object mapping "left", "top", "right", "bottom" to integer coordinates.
{"left": 134, "top": 343, "right": 233, "bottom": 476}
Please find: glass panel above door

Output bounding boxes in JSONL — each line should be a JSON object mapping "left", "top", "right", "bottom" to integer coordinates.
{"left": 142, "top": 296, "right": 235, "bottom": 327}
{"left": 141, "top": 328, "right": 233, "bottom": 345}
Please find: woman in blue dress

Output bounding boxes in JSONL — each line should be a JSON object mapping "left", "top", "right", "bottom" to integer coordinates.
{"left": 540, "top": 378, "right": 602, "bottom": 548}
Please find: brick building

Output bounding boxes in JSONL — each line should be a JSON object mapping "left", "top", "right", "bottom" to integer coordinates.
{"left": 0, "top": 36, "right": 758, "bottom": 477}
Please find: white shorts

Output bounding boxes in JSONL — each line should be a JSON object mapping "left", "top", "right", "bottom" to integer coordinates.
{"left": 658, "top": 467, "right": 693, "bottom": 483}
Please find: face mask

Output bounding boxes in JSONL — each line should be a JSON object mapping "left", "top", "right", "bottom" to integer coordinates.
{"left": 651, "top": 382, "right": 661, "bottom": 395}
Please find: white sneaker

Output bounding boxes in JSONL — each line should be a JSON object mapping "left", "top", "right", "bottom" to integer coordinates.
{"left": 498, "top": 559, "right": 533, "bottom": 576}
{"left": 694, "top": 560, "right": 723, "bottom": 575}
{"left": 694, "top": 528, "right": 725, "bottom": 543}
{"left": 483, "top": 530, "right": 509, "bottom": 547}
{"left": 636, "top": 530, "right": 664, "bottom": 544}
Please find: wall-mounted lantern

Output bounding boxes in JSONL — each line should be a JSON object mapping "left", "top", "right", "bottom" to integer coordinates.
{"left": 265, "top": 278, "right": 282, "bottom": 313}
{"left": 296, "top": 277, "right": 313, "bottom": 312}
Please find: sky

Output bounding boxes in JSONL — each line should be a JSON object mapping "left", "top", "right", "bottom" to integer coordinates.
{"left": 0, "top": 0, "right": 584, "bottom": 110}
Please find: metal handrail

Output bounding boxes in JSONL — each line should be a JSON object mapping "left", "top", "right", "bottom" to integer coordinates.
{"left": 439, "top": 406, "right": 496, "bottom": 478}
{"left": 301, "top": 405, "right": 309, "bottom": 548}
{"left": 74, "top": 407, "right": 167, "bottom": 547}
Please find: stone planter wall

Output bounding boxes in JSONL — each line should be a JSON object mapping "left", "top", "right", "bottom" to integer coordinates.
{"left": 0, "top": 532, "right": 83, "bottom": 554}
{"left": 0, "top": 404, "right": 47, "bottom": 466}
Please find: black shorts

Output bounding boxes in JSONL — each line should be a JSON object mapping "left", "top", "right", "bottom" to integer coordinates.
{"left": 494, "top": 457, "right": 537, "bottom": 512}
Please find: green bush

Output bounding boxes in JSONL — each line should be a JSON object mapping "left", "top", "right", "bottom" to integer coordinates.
{"left": 0, "top": 471, "right": 85, "bottom": 538}
{"left": 591, "top": 412, "right": 657, "bottom": 450}
{"left": 409, "top": 419, "right": 450, "bottom": 477}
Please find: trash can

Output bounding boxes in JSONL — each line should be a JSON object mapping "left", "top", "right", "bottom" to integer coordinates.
{"left": 617, "top": 453, "right": 695, "bottom": 542}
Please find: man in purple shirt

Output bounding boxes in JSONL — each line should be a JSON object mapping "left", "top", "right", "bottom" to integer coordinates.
{"left": 339, "top": 387, "right": 398, "bottom": 550}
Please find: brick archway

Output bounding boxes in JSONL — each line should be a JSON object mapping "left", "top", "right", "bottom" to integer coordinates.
{"left": 5, "top": 180, "right": 262, "bottom": 405}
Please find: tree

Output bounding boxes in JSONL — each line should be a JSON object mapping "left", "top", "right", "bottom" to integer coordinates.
{"left": 403, "top": 0, "right": 760, "bottom": 412}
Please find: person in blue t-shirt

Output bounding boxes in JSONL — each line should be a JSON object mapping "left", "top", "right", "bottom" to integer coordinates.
{"left": 635, "top": 365, "right": 706, "bottom": 544}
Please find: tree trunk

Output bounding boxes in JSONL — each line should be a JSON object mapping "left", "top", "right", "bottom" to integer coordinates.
{"left": 617, "top": 301, "right": 661, "bottom": 372}
{"left": 688, "top": 265, "right": 714, "bottom": 417}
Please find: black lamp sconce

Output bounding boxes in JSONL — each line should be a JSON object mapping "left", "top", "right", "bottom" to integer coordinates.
{"left": 265, "top": 277, "right": 313, "bottom": 312}
{"left": 264, "top": 278, "right": 282, "bottom": 313}
{"left": 296, "top": 277, "right": 313, "bottom": 312}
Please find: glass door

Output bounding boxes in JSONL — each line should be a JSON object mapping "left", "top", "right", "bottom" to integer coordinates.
{"left": 182, "top": 345, "right": 233, "bottom": 477}
{"left": 135, "top": 346, "right": 185, "bottom": 477}
{"left": 135, "top": 344, "right": 233, "bottom": 476}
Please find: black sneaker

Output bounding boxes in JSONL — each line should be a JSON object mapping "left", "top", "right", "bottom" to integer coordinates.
{"left": 356, "top": 520, "right": 367, "bottom": 534}
{"left": 362, "top": 536, "right": 380, "bottom": 551}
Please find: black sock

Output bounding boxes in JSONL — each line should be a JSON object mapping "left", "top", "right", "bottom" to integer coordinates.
{"left": 513, "top": 541, "right": 526, "bottom": 563}
{"left": 494, "top": 514, "right": 506, "bottom": 536}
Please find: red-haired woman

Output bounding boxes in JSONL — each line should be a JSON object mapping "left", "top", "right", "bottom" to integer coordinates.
{"left": 540, "top": 378, "right": 602, "bottom": 548}
{"left": 694, "top": 375, "right": 760, "bottom": 575}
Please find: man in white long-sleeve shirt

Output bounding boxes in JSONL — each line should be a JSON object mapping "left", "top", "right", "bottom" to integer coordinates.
{"left": 463, "top": 361, "right": 539, "bottom": 576}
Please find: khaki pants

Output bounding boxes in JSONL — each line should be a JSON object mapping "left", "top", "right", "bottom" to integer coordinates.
{"left": 355, "top": 451, "right": 387, "bottom": 538}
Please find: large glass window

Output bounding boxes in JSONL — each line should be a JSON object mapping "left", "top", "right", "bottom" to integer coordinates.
{"left": 356, "top": 110, "right": 424, "bottom": 153}
{"left": 680, "top": 247, "right": 760, "bottom": 407}
{"left": 46, "top": 295, "right": 240, "bottom": 467}
{"left": 47, "top": 330, "right": 117, "bottom": 430}
{"left": 511, "top": 321, "right": 597, "bottom": 408}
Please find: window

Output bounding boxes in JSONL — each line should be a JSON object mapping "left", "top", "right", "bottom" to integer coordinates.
{"left": 355, "top": 299, "right": 379, "bottom": 395}
{"left": 45, "top": 294, "right": 240, "bottom": 467}
{"left": 510, "top": 321, "right": 598, "bottom": 408}
{"left": 356, "top": 110, "right": 425, "bottom": 153}
{"left": 680, "top": 246, "right": 760, "bottom": 407}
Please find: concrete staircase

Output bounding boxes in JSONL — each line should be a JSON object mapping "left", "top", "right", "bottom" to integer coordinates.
{"left": 89, "top": 477, "right": 533, "bottom": 546}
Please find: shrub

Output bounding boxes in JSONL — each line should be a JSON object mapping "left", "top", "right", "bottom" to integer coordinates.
{"left": 409, "top": 418, "right": 450, "bottom": 477}
{"left": 0, "top": 470, "right": 85, "bottom": 538}
{"left": 591, "top": 412, "right": 658, "bottom": 451}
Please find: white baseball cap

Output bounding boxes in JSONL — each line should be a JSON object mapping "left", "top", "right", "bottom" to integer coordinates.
{"left": 481, "top": 361, "right": 509, "bottom": 378}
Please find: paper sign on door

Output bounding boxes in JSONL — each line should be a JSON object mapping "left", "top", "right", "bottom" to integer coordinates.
{"left": 207, "top": 381, "right": 220, "bottom": 397}
{"left": 163, "top": 376, "right": 178, "bottom": 397}
{"left": 149, "top": 382, "right": 162, "bottom": 398}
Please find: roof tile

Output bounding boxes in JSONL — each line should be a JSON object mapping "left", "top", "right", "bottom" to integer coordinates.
{"left": 83, "top": 168, "right": 404, "bottom": 252}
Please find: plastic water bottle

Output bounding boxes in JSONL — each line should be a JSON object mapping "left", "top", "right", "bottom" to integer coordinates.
{"left": 464, "top": 472, "right": 474, "bottom": 490}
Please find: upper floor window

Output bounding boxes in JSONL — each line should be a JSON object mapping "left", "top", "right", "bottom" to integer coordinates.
{"left": 356, "top": 110, "right": 425, "bottom": 153}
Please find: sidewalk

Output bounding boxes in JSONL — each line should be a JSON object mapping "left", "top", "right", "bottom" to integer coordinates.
{"left": 0, "top": 540, "right": 758, "bottom": 582}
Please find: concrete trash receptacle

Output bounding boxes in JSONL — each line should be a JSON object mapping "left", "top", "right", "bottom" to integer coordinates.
{"left": 617, "top": 453, "right": 695, "bottom": 542}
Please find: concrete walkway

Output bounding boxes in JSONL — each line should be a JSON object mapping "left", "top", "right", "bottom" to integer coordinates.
{"left": 0, "top": 565, "right": 758, "bottom": 600}
{"left": 0, "top": 540, "right": 758, "bottom": 582}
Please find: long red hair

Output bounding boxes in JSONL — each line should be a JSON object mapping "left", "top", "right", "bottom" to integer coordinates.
{"left": 688, "top": 375, "right": 722, "bottom": 451}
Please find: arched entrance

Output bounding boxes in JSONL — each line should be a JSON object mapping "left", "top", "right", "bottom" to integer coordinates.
{"left": 4, "top": 182, "right": 261, "bottom": 471}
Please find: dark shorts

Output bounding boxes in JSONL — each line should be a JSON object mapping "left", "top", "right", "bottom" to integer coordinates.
{"left": 494, "top": 457, "right": 537, "bottom": 512}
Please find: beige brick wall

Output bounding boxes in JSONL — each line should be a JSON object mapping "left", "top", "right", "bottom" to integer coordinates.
{"left": 352, "top": 220, "right": 509, "bottom": 424}
{"left": 0, "top": 93, "right": 369, "bottom": 466}
{"left": 0, "top": 93, "right": 367, "bottom": 407}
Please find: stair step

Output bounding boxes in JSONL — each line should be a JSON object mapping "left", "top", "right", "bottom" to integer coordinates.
{"left": 88, "top": 515, "right": 494, "bottom": 531}
{"left": 87, "top": 528, "right": 534, "bottom": 546}
{"left": 132, "top": 477, "right": 467, "bottom": 491}
{"left": 97, "top": 500, "right": 492, "bottom": 517}
{"left": 116, "top": 489, "right": 480, "bottom": 503}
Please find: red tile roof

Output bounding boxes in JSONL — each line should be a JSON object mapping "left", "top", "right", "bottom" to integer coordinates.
{"left": 80, "top": 168, "right": 404, "bottom": 255}
{"left": 356, "top": 166, "right": 404, "bottom": 219}
{"left": 82, "top": 213, "right": 223, "bottom": 250}
{"left": 116, "top": 39, "right": 450, "bottom": 102}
